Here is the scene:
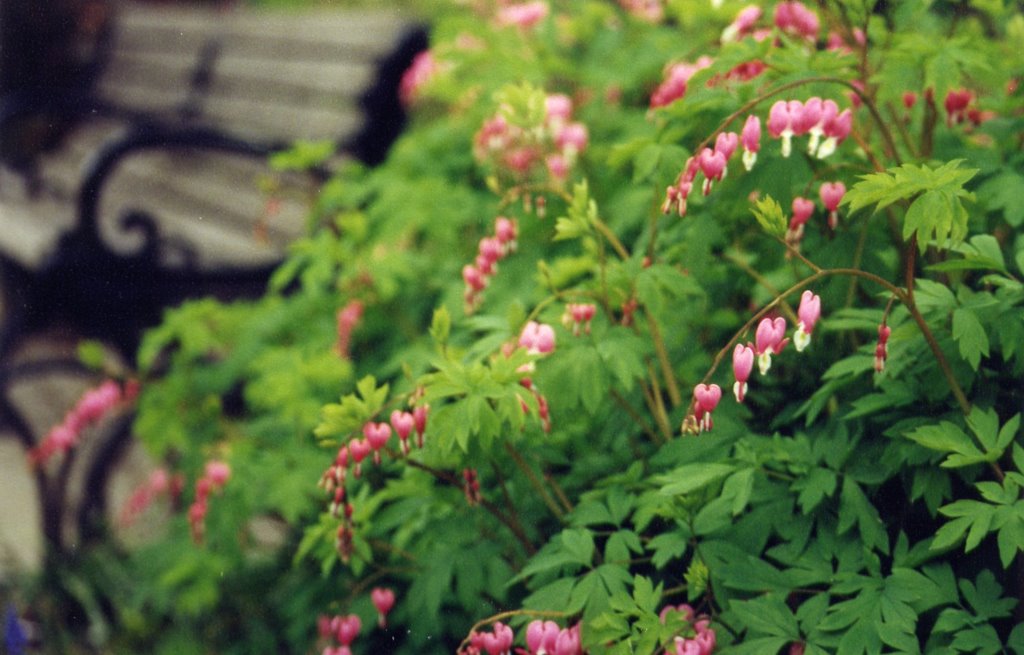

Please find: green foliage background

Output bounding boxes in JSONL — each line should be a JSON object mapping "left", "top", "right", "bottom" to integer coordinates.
{"left": 21, "top": 1, "right": 1024, "bottom": 653}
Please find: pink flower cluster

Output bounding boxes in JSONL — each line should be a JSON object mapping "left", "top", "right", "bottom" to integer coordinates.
{"left": 943, "top": 88, "right": 995, "bottom": 126}
{"left": 722, "top": 1, "right": 854, "bottom": 53}
{"left": 650, "top": 57, "right": 713, "bottom": 109}
{"left": 473, "top": 94, "right": 589, "bottom": 188}
{"left": 785, "top": 182, "right": 847, "bottom": 251}
{"left": 496, "top": 1, "right": 549, "bottom": 29}
{"left": 519, "top": 320, "right": 557, "bottom": 356}
{"left": 874, "top": 323, "right": 892, "bottom": 372}
{"left": 318, "top": 613, "right": 362, "bottom": 655}
{"left": 662, "top": 98, "right": 850, "bottom": 220}
{"left": 464, "top": 217, "right": 519, "bottom": 312}
{"left": 516, "top": 320, "right": 556, "bottom": 432}
{"left": 317, "top": 403, "right": 428, "bottom": 560}
{"left": 335, "top": 300, "right": 363, "bottom": 360}
{"left": 649, "top": 56, "right": 764, "bottom": 110}
{"left": 562, "top": 303, "right": 596, "bottom": 336}
{"left": 767, "top": 97, "right": 852, "bottom": 159}
{"left": 29, "top": 379, "right": 137, "bottom": 466}
{"left": 462, "top": 620, "right": 582, "bottom": 655}
{"left": 188, "top": 460, "right": 230, "bottom": 544}
{"left": 524, "top": 620, "right": 582, "bottom": 654}
{"left": 661, "top": 604, "right": 716, "bottom": 655}
{"left": 721, "top": 5, "right": 765, "bottom": 42}
{"left": 399, "top": 50, "right": 439, "bottom": 106}
{"left": 118, "top": 467, "right": 183, "bottom": 527}
{"left": 465, "top": 621, "right": 514, "bottom": 655}
{"left": 618, "top": 0, "right": 664, "bottom": 23}
{"left": 689, "top": 291, "right": 823, "bottom": 433}
{"left": 661, "top": 129, "right": 741, "bottom": 217}
{"left": 773, "top": 1, "right": 820, "bottom": 41}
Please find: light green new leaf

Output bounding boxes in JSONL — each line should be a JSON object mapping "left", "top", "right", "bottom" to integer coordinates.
{"left": 903, "top": 188, "right": 970, "bottom": 252}
{"left": 750, "top": 195, "right": 788, "bottom": 237}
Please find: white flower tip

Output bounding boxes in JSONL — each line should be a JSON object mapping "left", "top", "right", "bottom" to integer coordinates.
{"left": 733, "top": 380, "right": 747, "bottom": 403}
{"left": 793, "top": 328, "right": 810, "bottom": 352}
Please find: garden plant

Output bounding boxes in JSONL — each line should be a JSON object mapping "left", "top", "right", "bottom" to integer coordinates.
{"left": 11, "top": 0, "right": 1024, "bottom": 653}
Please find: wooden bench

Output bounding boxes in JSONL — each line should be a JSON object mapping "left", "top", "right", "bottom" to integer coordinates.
{"left": 0, "top": 1, "right": 425, "bottom": 356}
{"left": 0, "top": 1, "right": 426, "bottom": 555}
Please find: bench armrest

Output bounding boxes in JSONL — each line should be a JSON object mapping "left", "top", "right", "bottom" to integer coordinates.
{"left": 73, "top": 124, "right": 326, "bottom": 259}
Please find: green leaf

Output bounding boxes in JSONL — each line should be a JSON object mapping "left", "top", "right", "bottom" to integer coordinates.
{"left": 977, "top": 169, "right": 1024, "bottom": 227}
{"left": 729, "top": 596, "right": 800, "bottom": 638}
{"left": 750, "top": 195, "right": 788, "bottom": 237}
{"left": 429, "top": 306, "right": 451, "bottom": 346}
{"left": 632, "top": 575, "right": 662, "bottom": 613}
{"left": 719, "top": 637, "right": 790, "bottom": 655}
{"left": 952, "top": 307, "right": 990, "bottom": 369}
{"left": 838, "top": 478, "right": 889, "bottom": 554}
{"left": 903, "top": 188, "right": 969, "bottom": 252}
{"left": 904, "top": 421, "right": 987, "bottom": 468}
{"left": 77, "top": 340, "right": 109, "bottom": 370}
{"left": 996, "top": 514, "right": 1024, "bottom": 568}
{"left": 793, "top": 467, "right": 839, "bottom": 514}
{"left": 722, "top": 468, "right": 755, "bottom": 516}
{"left": 555, "top": 181, "right": 597, "bottom": 241}
{"left": 648, "top": 532, "right": 688, "bottom": 569}
{"left": 561, "top": 528, "right": 596, "bottom": 567}
{"left": 684, "top": 558, "right": 709, "bottom": 602}
{"left": 843, "top": 160, "right": 977, "bottom": 252}
{"left": 660, "top": 463, "right": 735, "bottom": 496}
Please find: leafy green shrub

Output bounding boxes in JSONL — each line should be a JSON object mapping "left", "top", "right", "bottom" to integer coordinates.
{"left": 25, "top": 1, "right": 1024, "bottom": 653}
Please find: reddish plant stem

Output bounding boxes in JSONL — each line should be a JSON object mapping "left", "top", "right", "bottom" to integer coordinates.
{"left": 403, "top": 458, "right": 536, "bottom": 555}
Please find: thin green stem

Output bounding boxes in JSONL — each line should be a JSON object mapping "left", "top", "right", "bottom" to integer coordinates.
{"left": 645, "top": 308, "right": 683, "bottom": 408}
{"left": 404, "top": 458, "right": 537, "bottom": 554}
{"left": 504, "top": 442, "right": 566, "bottom": 521}
{"left": 611, "top": 388, "right": 662, "bottom": 444}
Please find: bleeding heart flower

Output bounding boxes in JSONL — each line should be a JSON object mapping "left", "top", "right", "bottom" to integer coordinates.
{"left": 371, "top": 587, "right": 396, "bottom": 628}
{"left": 363, "top": 422, "right": 392, "bottom": 464}
{"left": 732, "top": 344, "right": 755, "bottom": 402}
{"left": 741, "top": 114, "right": 761, "bottom": 170}
{"left": 819, "top": 181, "right": 846, "bottom": 229}
{"left": 527, "top": 620, "right": 561, "bottom": 654}
{"left": 793, "top": 290, "right": 822, "bottom": 352}
{"left": 348, "top": 438, "right": 371, "bottom": 477}
{"left": 754, "top": 316, "right": 788, "bottom": 374}
{"left": 390, "top": 410, "right": 415, "bottom": 455}
{"left": 693, "top": 383, "right": 723, "bottom": 432}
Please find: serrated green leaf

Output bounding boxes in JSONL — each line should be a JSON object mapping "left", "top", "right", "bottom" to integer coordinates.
{"left": 660, "top": 463, "right": 735, "bottom": 496}
{"left": 648, "top": 532, "right": 688, "bottom": 569}
{"left": 952, "top": 308, "right": 989, "bottom": 369}
{"left": 838, "top": 478, "right": 889, "bottom": 554}
{"left": 632, "top": 575, "right": 662, "bottom": 613}
{"left": 997, "top": 414, "right": 1021, "bottom": 452}
{"left": 722, "top": 468, "right": 755, "bottom": 516}
{"left": 978, "top": 169, "right": 1024, "bottom": 227}
{"left": 729, "top": 596, "right": 800, "bottom": 638}
{"left": 903, "top": 188, "right": 970, "bottom": 252}
{"left": 561, "top": 528, "right": 596, "bottom": 567}
{"left": 905, "top": 421, "right": 976, "bottom": 456}
{"left": 997, "top": 515, "right": 1024, "bottom": 568}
